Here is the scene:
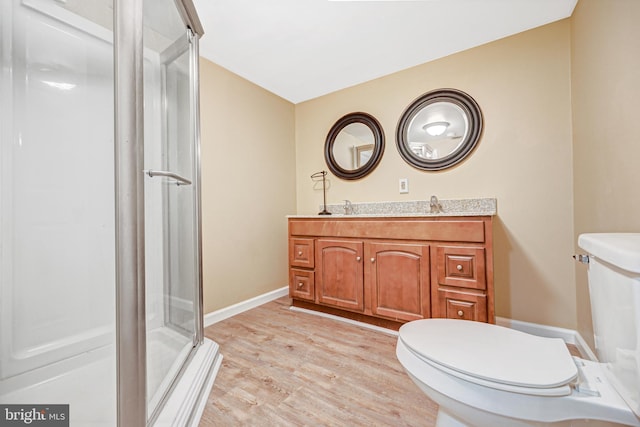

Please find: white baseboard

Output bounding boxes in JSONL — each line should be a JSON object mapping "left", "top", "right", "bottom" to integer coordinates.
{"left": 496, "top": 317, "right": 597, "bottom": 361}
{"left": 203, "top": 286, "right": 289, "bottom": 327}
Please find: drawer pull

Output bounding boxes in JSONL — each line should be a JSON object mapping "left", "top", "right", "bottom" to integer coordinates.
{"left": 457, "top": 310, "right": 464, "bottom": 317}
{"left": 371, "top": 258, "right": 375, "bottom": 263}
{"left": 298, "top": 282, "right": 303, "bottom": 288}
{"left": 298, "top": 251, "right": 303, "bottom": 256}
{"left": 356, "top": 256, "right": 361, "bottom": 262}
{"left": 456, "top": 264, "right": 463, "bottom": 271}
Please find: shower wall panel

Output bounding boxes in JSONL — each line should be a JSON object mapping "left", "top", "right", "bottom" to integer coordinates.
{"left": 0, "top": 0, "right": 115, "bottom": 382}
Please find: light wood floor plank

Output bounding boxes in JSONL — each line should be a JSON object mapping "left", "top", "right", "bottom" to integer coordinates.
{"left": 200, "top": 296, "right": 583, "bottom": 426}
{"left": 200, "top": 297, "right": 438, "bottom": 426}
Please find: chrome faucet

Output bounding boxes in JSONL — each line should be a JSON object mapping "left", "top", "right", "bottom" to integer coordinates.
{"left": 429, "top": 195, "right": 443, "bottom": 213}
{"left": 343, "top": 199, "right": 354, "bottom": 215}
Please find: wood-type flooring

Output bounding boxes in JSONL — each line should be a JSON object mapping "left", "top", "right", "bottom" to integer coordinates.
{"left": 200, "top": 296, "right": 582, "bottom": 426}
{"left": 200, "top": 297, "right": 438, "bottom": 426}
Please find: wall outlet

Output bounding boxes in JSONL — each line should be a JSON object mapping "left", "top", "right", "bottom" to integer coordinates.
{"left": 399, "top": 178, "right": 409, "bottom": 194}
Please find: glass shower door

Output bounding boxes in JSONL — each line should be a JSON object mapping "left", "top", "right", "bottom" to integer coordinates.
{"left": 161, "top": 41, "right": 197, "bottom": 339}
{"left": 143, "top": 0, "right": 200, "bottom": 419}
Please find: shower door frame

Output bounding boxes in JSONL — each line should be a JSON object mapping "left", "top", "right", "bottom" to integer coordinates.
{"left": 114, "top": 0, "right": 204, "bottom": 425}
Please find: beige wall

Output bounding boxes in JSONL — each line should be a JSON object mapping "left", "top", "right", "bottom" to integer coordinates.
{"left": 571, "top": 0, "right": 640, "bottom": 348}
{"left": 295, "top": 22, "right": 577, "bottom": 329}
{"left": 199, "top": 58, "right": 296, "bottom": 313}
{"left": 199, "top": 1, "right": 640, "bottom": 338}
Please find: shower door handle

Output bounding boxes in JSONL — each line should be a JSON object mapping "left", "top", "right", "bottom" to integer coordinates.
{"left": 146, "top": 170, "right": 192, "bottom": 186}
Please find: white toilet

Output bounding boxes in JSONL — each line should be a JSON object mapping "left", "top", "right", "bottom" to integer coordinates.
{"left": 396, "top": 233, "right": 640, "bottom": 427}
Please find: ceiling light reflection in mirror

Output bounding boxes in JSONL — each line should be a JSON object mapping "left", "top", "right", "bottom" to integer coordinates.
{"left": 408, "top": 102, "right": 468, "bottom": 160}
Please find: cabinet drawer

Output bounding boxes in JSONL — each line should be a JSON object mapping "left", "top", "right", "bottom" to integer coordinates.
{"left": 290, "top": 268, "right": 315, "bottom": 301}
{"left": 436, "top": 246, "right": 486, "bottom": 290}
{"left": 289, "top": 238, "right": 314, "bottom": 268}
{"left": 437, "top": 289, "right": 487, "bottom": 322}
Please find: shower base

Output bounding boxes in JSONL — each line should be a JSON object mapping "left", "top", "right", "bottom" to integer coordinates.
{"left": 0, "top": 331, "right": 221, "bottom": 426}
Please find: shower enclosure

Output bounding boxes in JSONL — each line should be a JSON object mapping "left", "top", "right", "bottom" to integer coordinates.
{"left": 0, "top": 0, "right": 221, "bottom": 425}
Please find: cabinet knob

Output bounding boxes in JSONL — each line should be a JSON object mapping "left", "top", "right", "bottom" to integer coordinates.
{"left": 356, "top": 256, "right": 361, "bottom": 262}
{"left": 298, "top": 251, "right": 303, "bottom": 256}
{"left": 456, "top": 264, "right": 463, "bottom": 271}
{"left": 298, "top": 282, "right": 303, "bottom": 288}
{"left": 371, "top": 258, "right": 375, "bottom": 263}
{"left": 457, "top": 310, "right": 464, "bottom": 317}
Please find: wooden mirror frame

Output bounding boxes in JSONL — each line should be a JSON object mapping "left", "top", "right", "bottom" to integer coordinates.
{"left": 396, "top": 88, "right": 483, "bottom": 171}
{"left": 324, "top": 112, "right": 385, "bottom": 180}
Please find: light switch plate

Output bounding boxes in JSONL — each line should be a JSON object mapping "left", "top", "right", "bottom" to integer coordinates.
{"left": 399, "top": 178, "right": 409, "bottom": 194}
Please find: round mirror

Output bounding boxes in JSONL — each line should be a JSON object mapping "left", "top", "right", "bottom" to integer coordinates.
{"left": 396, "top": 89, "right": 482, "bottom": 171}
{"left": 325, "top": 112, "right": 385, "bottom": 180}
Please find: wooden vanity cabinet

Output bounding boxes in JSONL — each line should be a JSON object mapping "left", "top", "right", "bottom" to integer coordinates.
{"left": 288, "top": 216, "right": 494, "bottom": 328}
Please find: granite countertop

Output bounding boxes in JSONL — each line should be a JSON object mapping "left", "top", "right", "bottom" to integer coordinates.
{"left": 288, "top": 198, "right": 497, "bottom": 218}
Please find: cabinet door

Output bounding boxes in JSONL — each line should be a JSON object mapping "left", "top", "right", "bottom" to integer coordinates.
{"left": 316, "top": 239, "right": 364, "bottom": 312}
{"left": 367, "top": 242, "right": 430, "bottom": 322}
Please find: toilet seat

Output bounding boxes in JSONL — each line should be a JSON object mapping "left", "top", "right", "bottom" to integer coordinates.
{"left": 398, "top": 319, "right": 578, "bottom": 396}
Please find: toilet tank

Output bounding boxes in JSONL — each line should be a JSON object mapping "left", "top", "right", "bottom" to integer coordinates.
{"left": 578, "top": 233, "right": 640, "bottom": 419}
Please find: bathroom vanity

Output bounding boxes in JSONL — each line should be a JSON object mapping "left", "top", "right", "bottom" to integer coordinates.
{"left": 288, "top": 203, "right": 495, "bottom": 329}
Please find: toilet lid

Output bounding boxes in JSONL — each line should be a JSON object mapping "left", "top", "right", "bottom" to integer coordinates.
{"left": 399, "top": 319, "right": 578, "bottom": 393}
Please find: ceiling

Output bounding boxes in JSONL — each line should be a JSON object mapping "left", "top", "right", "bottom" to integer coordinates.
{"left": 192, "top": 0, "right": 578, "bottom": 104}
